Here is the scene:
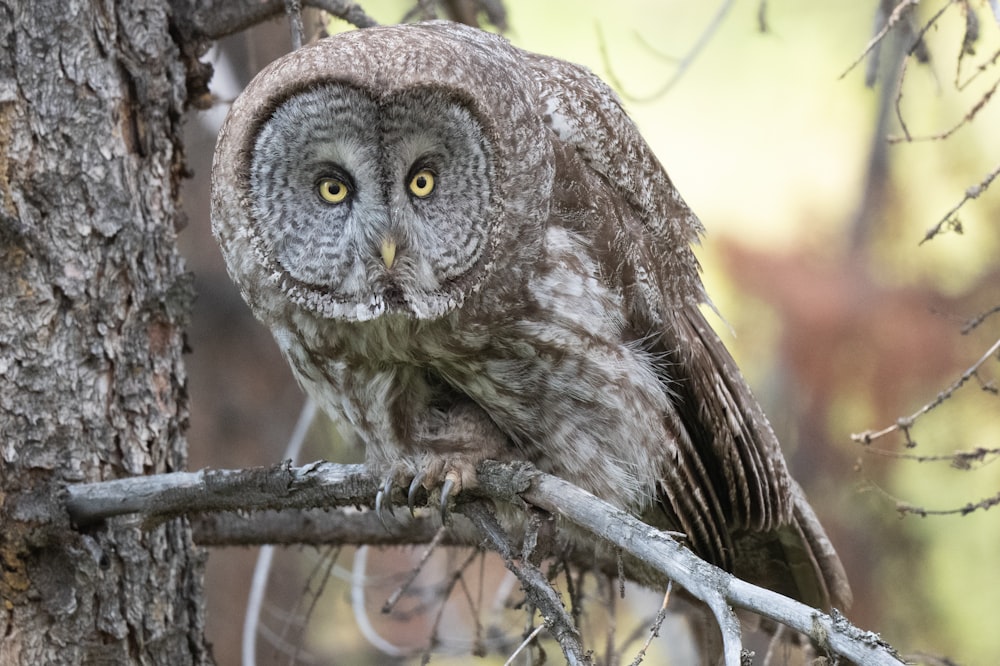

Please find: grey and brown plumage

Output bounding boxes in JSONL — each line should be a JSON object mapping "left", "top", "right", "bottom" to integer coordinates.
{"left": 211, "top": 21, "right": 851, "bottom": 613}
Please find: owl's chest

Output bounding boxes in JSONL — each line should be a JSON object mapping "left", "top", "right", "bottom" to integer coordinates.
{"left": 280, "top": 226, "right": 669, "bottom": 499}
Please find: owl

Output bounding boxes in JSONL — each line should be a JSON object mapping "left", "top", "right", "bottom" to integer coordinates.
{"left": 211, "top": 21, "right": 851, "bottom": 613}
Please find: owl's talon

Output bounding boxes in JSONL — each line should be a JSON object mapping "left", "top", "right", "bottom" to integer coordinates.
{"left": 374, "top": 487, "right": 388, "bottom": 529}
{"left": 407, "top": 471, "right": 427, "bottom": 516}
{"left": 375, "top": 475, "right": 395, "bottom": 529}
{"left": 439, "top": 476, "right": 456, "bottom": 522}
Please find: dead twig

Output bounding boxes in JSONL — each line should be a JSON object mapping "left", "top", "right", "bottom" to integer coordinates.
{"left": 840, "top": 0, "right": 921, "bottom": 81}
{"left": 600, "top": 0, "right": 734, "bottom": 101}
{"left": 919, "top": 163, "right": 1000, "bottom": 243}
{"left": 852, "top": 336, "right": 1000, "bottom": 445}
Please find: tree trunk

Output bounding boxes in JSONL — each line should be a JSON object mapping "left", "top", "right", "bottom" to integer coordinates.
{"left": 0, "top": 0, "right": 210, "bottom": 662}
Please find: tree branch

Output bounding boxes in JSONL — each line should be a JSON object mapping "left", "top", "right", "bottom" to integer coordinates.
{"left": 839, "top": 0, "right": 920, "bottom": 81}
{"left": 169, "top": 0, "right": 377, "bottom": 44}
{"left": 64, "top": 461, "right": 375, "bottom": 527}
{"left": 918, "top": 162, "right": 1000, "bottom": 244}
{"left": 463, "top": 500, "right": 590, "bottom": 666}
{"left": 64, "top": 460, "right": 904, "bottom": 665}
{"left": 852, "top": 336, "right": 1000, "bottom": 445}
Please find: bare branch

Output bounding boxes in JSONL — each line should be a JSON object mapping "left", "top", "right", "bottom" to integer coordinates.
{"left": 464, "top": 500, "right": 591, "bottom": 665}
{"left": 601, "top": 0, "right": 735, "bottom": 102}
{"left": 191, "top": 506, "right": 459, "bottom": 546}
{"left": 897, "top": 489, "right": 1000, "bottom": 516}
{"left": 66, "top": 461, "right": 904, "bottom": 665}
{"left": 889, "top": 74, "right": 1000, "bottom": 143}
{"left": 628, "top": 581, "right": 673, "bottom": 666}
{"left": 919, "top": 163, "right": 1000, "bottom": 243}
{"left": 852, "top": 336, "right": 1000, "bottom": 444}
{"left": 170, "top": 0, "right": 377, "bottom": 44}
{"left": 963, "top": 304, "right": 1000, "bottom": 334}
{"left": 860, "top": 444, "right": 1000, "bottom": 468}
{"left": 840, "top": 0, "right": 920, "bottom": 81}
{"left": 513, "top": 471, "right": 903, "bottom": 666}
{"left": 65, "top": 461, "right": 375, "bottom": 526}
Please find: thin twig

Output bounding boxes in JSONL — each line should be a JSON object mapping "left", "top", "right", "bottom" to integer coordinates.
{"left": 503, "top": 624, "right": 546, "bottom": 666}
{"left": 604, "top": 572, "right": 617, "bottom": 665}
{"left": 421, "top": 547, "right": 484, "bottom": 662}
{"left": 382, "top": 525, "right": 449, "bottom": 613}
{"left": 897, "top": 489, "right": 1000, "bottom": 516}
{"left": 963, "top": 304, "right": 1000, "bottom": 334}
{"left": 840, "top": 0, "right": 921, "bottom": 80}
{"left": 860, "top": 445, "right": 1000, "bottom": 468}
{"left": 864, "top": 475, "right": 1000, "bottom": 517}
{"left": 281, "top": 545, "right": 339, "bottom": 664}
{"left": 351, "top": 547, "right": 410, "bottom": 658}
{"left": 889, "top": 74, "right": 1000, "bottom": 143}
{"left": 601, "top": 0, "right": 734, "bottom": 101}
{"left": 852, "top": 336, "right": 1000, "bottom": 444}
{"left": 919, "top": 163, "right": 1000, "bottom": 243}
{"left": 893, "top": 56, "right": 914, "bottom": 140}
{"left": 628, "top": 581, "right": 673, "bottom": 666}
{"left": 957, "top": 45, "right": 1000, "bottom": 91}
{"left": 463, "top": 500, "right": 591, "bottom": 666}
{"left": 907, "top": 1, "right": 953, "bottom": 59}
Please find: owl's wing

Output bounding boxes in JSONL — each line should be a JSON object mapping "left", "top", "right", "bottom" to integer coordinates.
{"left": 528, "top": 55, "right": 850, "bottom": 611}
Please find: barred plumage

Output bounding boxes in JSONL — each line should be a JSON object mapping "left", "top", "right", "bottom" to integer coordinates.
{"left": 211, "top": 20, "right": 850, "bottom": 613}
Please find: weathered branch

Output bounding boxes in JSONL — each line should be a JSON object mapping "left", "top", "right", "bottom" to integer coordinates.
{"left": 463, "top": 500, "right": 590, "bottom": 666}
{"left": 64, "top": 461, "right": 375, "bottom": 526}
{"left": 190, "top": 506, "right": 449, "bottom": 546}
{"left": 169, "top": 0, "right": 377, "bottom": 44}
{"left": 509, "top": 469, "right": 902, "bottom": 666}
{"left": 65, "top": 460, "right": 904, "bottom": 665}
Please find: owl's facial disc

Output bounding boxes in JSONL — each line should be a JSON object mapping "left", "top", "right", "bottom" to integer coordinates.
{"left": 248, "top": 84, "right": 494, "bottom": 321}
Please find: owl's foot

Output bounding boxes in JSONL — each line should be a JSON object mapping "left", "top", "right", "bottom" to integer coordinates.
{"left": 373, "top": 402, "right": 508, "bottom": 527}
{"left": 373, "top": 453, "right": 485, "bottom": 527}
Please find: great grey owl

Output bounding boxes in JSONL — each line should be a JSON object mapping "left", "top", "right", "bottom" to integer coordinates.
{"left": 211, "top": 21, "right": 851, "bottom": 613}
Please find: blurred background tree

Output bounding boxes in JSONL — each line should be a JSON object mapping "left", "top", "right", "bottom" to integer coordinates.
{"left": 179, "top": 1, "right": 1000, "bottom": 663}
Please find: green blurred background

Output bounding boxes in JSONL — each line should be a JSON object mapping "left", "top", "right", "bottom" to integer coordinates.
{"left": 181, "top": 2, "right": 1000, "bottom": 663}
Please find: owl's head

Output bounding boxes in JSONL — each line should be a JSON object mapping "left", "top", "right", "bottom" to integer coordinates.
{"left": 212, "top": 22, "right": 554, "bottom": 323}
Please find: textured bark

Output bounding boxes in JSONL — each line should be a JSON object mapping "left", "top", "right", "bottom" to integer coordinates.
{"left": 0, "top": 0, "right": 210, "bottom": 663}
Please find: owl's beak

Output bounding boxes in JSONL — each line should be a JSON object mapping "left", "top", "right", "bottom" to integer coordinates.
{"left": 380, "top": 238, "right": 397, "bottom": 269}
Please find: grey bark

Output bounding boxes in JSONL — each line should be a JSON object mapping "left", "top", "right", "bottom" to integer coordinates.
{"left": 65, "top": 460, "right": 906, "bottom": 666}
{"left": 0, "top": 0, "right": 211, "bottom": 663}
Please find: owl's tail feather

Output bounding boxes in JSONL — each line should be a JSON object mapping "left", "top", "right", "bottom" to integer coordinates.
{"left": 784, "top": 480, "right": 853, "bottom": 612}
{"left": 729, "top": 480, "right": 852, "bottom": 613}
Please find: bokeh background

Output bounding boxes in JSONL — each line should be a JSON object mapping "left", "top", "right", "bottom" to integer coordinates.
{"left": 180, "top": 1, "right": 1000, "bottom": 663}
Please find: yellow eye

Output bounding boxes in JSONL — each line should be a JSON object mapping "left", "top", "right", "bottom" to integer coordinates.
{"left": 317, "top": 178, "right": 349, "bottom": 204}
{"left": 408, "top": 169, "right": 435, "bottom": 198}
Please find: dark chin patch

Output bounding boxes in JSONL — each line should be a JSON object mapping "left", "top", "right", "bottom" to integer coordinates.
{"left": 382, "top": 284, "right": 406, "bottom": 310}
